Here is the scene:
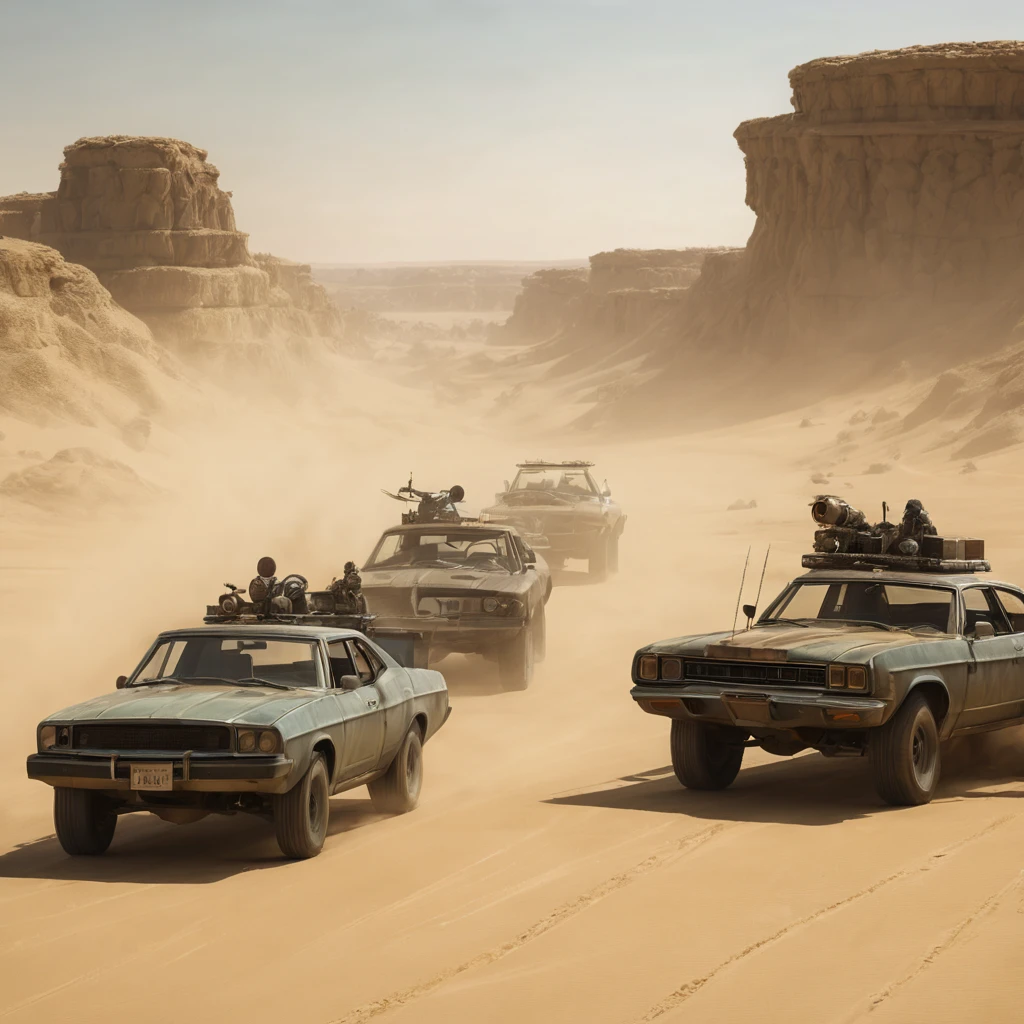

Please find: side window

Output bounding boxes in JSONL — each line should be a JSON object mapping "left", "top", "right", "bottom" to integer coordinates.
{"left": 963, "top": 588, "right": 1009, "bottom": 636}
{"left": 327, "top": 640, "right": 356, "bottom": 687}
{"left": 348, "top": 641, "right": 376, "bottom": 684}
{"left": 995, "top": 590, "right": 1024, "bottom": 633}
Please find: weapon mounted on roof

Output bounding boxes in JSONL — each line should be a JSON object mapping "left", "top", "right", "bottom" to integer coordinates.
{"left": 381, "top": 474, "right": 468, "bottom": 524}
{"left": 802, "top": 496, "right": 989, "bottom": 573}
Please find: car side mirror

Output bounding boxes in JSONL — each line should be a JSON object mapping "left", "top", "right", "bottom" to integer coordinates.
{"left": 602, "top": 480, "right": 611, "bottom": 497}
{"left": 503, "top": 480, "right": 510, "bottom": 492}
{"left": 972, "top": 620, "right": 996, "bottom": 640}
{"left": 116, "top": 675, "right": 128, "bottom": 689}
{"left": 742, "top": 604, "right": 757, "bottom": 623}
{"left": 338, "top": 674, "right": 362, "bottom": 691}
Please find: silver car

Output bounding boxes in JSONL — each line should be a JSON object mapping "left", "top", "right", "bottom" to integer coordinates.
{"left": 28, "top": 623, "right": 450, "bottom": 859}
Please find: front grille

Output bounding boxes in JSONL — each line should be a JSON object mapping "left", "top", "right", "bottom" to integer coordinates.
{"left": 73, "top": 723, "right": 231, "bottom": 752}
{"left": 684, "top": 659, "right": 826, "bottom": 687}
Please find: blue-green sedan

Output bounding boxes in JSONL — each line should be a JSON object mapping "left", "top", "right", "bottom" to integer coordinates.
{"left": 27, "top": 623, "right": 450, "bottom": 858}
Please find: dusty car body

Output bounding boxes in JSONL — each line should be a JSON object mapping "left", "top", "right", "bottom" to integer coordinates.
{"left": 28, "top": 623, "right": 450, "bottom": 859}
{"left": 482, "top": 461, "right": 625, "bottom": 578}
{"left": 359, "top": 520, "right": 551, "bottom": 690}
{"left": 630, "top": 569, "right": 1024, "bottom": 805}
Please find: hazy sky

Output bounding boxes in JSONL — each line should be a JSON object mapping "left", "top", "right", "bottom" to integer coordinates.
{"left": 1, "top": 1, "right": 1020, "bottom": 262}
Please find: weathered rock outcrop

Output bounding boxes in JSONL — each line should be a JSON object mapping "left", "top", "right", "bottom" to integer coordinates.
{"left": 501, "top": 248, "right": 727, "bottom": 352}
{"left": 732, "top": 41, "right": 1024, "bottom": 355}
{"left": 0, "top": 136, "right": 344, "bottom": 351}
{"left": 0, "top": 237, "right": 168, "bottom": 424}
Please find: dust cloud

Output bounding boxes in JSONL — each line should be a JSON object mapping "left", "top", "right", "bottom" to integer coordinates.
{"left": 4, "top": 39, "right": 1024, "bottom": 1024}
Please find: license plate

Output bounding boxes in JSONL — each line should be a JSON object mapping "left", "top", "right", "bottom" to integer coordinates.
{"left": 130, "top": 763, "right": 173, "bottom": 791}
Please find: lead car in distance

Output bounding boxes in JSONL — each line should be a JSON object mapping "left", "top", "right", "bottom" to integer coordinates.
{"left": 631, "top": 497, "right": 1022, "bottom": 806}
{"left": 28, "top": 617, "right": 449, "bottom": 860}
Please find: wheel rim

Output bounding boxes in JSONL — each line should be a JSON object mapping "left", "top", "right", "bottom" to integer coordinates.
{"left": 911, "top": 722, "right": 937, "bottom": 789}
{"left": 405, "top": 740, "right": 422, "bottom": 797}
{"left": 308, "top": 776, "right": 326, "bottom": 836}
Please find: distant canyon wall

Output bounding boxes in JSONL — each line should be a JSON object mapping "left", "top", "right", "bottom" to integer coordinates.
{"left": 0, "top": 136, "right": 345, "bottom": 352}
{"left": 502, "top": 248, "right": 732, "bottom": 355}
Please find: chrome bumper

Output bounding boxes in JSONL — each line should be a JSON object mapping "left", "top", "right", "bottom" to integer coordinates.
{"left": 630, "top": 684, "right": 888, "bottom": 730}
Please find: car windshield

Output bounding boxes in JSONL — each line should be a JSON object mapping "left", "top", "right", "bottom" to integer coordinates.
{"left": 510, "top": 467, "right": 595, "bottom": 496}
{"left": 764, "top": 580, "right": 955, "bottom": 632}
{"left": 366, "top": 529, "right": 515, "bottom": 572}
{"left": 132, "top": 636, "right": 322, "bottom": 688}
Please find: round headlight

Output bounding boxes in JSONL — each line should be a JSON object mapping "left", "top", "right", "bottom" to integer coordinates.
{"left": 482, "top": 597, "right": 500, "bottom": 613}
{"left": 507, "top": 599, "right": 523, "bottom": 617}
{"left": 237, "top": 729, "right": 256, "bottom": 752}
{"left": 248, "top": 577, "right": 270, "bottom": 602}
{"left": 40, "top": 725, "right": 57, "bottom": 750}
{"left": 257, "top": 731, "right": 278, "bottom": 753}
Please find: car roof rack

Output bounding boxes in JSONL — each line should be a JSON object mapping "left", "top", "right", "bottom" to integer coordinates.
{"left": 516, "top": 460, "right": 594, "bottom": 468}
{"left": 802, "top": 553, "right": 990, "bottom": 574}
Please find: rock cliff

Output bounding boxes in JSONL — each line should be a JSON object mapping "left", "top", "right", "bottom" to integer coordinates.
{"left": 0, "top": 136, "right": 344, "bottom": 352}
{"left": 501, "top": 248, "right": 727, "bottom": 355}
{"left": 0, "top": 236, "right": 168, "bottom": 424}
{"left": 731, "top": 41, "right": 1024, "bottom": 357}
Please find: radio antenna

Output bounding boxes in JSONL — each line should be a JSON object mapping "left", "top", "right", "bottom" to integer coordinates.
{"left": 750, "top": 544, "right": 771, "bottom": 623}
{"left": 731, "top": 546, "right": 751, "bottom": 638}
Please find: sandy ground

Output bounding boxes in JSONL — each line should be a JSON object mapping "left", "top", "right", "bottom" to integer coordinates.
{"left": 1, "top": 356, "right": 1023, "bottom": 1023}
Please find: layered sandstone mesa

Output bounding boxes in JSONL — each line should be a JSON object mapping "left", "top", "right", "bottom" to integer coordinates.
{"left": 503, "top": 248, "right": 727, "bottom": 347}
{"left": 733, "top": 41, "right": 1024, "bottom": 352}
{"left": 0, "top": 136, "right": 343, "bottom": 350}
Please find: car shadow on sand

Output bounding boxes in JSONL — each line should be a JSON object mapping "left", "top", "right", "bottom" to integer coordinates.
{"left": 545, "top": 750, "right": 1024, "bottom": 827}
{"left": 0, "top": 795, "right": 383, "bottom": 884}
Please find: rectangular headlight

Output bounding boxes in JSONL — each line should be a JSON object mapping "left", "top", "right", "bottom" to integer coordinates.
{"left": 638, "top": 655, "right": 659, "bottom": 681}
{"left": 828, "top": 665, "right": 846, "bottom": 689}
{"left": 846, "top": 667, "right": 867, "bottom": 690}
{"left": 660, "top": 657, "right": 683, "bottom": 681}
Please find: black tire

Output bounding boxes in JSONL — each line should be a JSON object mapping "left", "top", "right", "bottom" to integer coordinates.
{"left": 608, "top": 531, "right": 620, "bottom": 573}
{"left": 499, "top": 623, "right": 534, "bottom": 691}
{"left": 870, "top": 692, "right": 940, "bottom": 806}
{"left": 368, "top": 727, "right": 423, "bottom": 814}
{"left": 53, "top": 788, "right": 117, "bottom": 856}
{"left": 670, "top": 719, "right": 746, "bottom": 790}
{"left": 274, "top": 753, "right": 329, "bottom": 859}
{"left": 533, "top": 605, "right": 547, "bottom": 662}
{"left": 588, "top": 534, "right": 609, "bottom": 579}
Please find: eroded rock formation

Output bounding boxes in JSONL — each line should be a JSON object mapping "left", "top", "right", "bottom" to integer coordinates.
{"left": 0, "top": 237, "right": 168, "bottom": 424}
{"left": 502, "top": 248, "right": 728, "bottom": 352}
{"left": 0, "top": 136, "right": 344, "bottom": 351}
{"left": 732, "top": 41, "right": 1024, "bottom": 353}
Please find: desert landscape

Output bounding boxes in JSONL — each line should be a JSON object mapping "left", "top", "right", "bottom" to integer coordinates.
{"left": 3, "top": 17, "right": 1024, "bottom": 1024}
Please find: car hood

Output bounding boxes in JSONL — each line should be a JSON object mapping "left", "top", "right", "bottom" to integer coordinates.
{"left": 43, "top": 684, "right": 324, "bottom": 728}
{"left": 361, "top": 567, "right": 529, "bottom": 594}
{"left": 644, "top": 623, "right": 950, "bottom": 663}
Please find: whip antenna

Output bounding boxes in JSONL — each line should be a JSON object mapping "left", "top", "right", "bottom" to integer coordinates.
{"left": 751, "top": 544, "right": 771, "bottom": 621}
{"left": 731, "top": 546, "right": 751, "bottom": 638}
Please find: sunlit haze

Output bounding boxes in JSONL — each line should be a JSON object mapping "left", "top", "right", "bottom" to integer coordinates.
{"left": 3, "top": 1, "right": 1022, "bottom": 261}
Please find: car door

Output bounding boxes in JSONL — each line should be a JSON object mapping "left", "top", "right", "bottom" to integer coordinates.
{"left": 959, "top": 586, "right": 1020, "bottom": 727}
{"left": 350, "top": 638, "right": 412, "bottom": 768}
{"left": 326, "top": 639, "right": 385, "bottom": 781}
{"left": 992, "top": 587, "right": 1024, "bottom": 714}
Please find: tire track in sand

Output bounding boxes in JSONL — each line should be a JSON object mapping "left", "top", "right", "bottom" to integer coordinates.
{"left": 326, "top": 822, "right": 735, "bottom": 1024}
{"left": 844, "top": 868, "right": 1024, "bottom": 1021}
{"left": 634, "top": 815, "right": 1012, "bottom": 1023}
